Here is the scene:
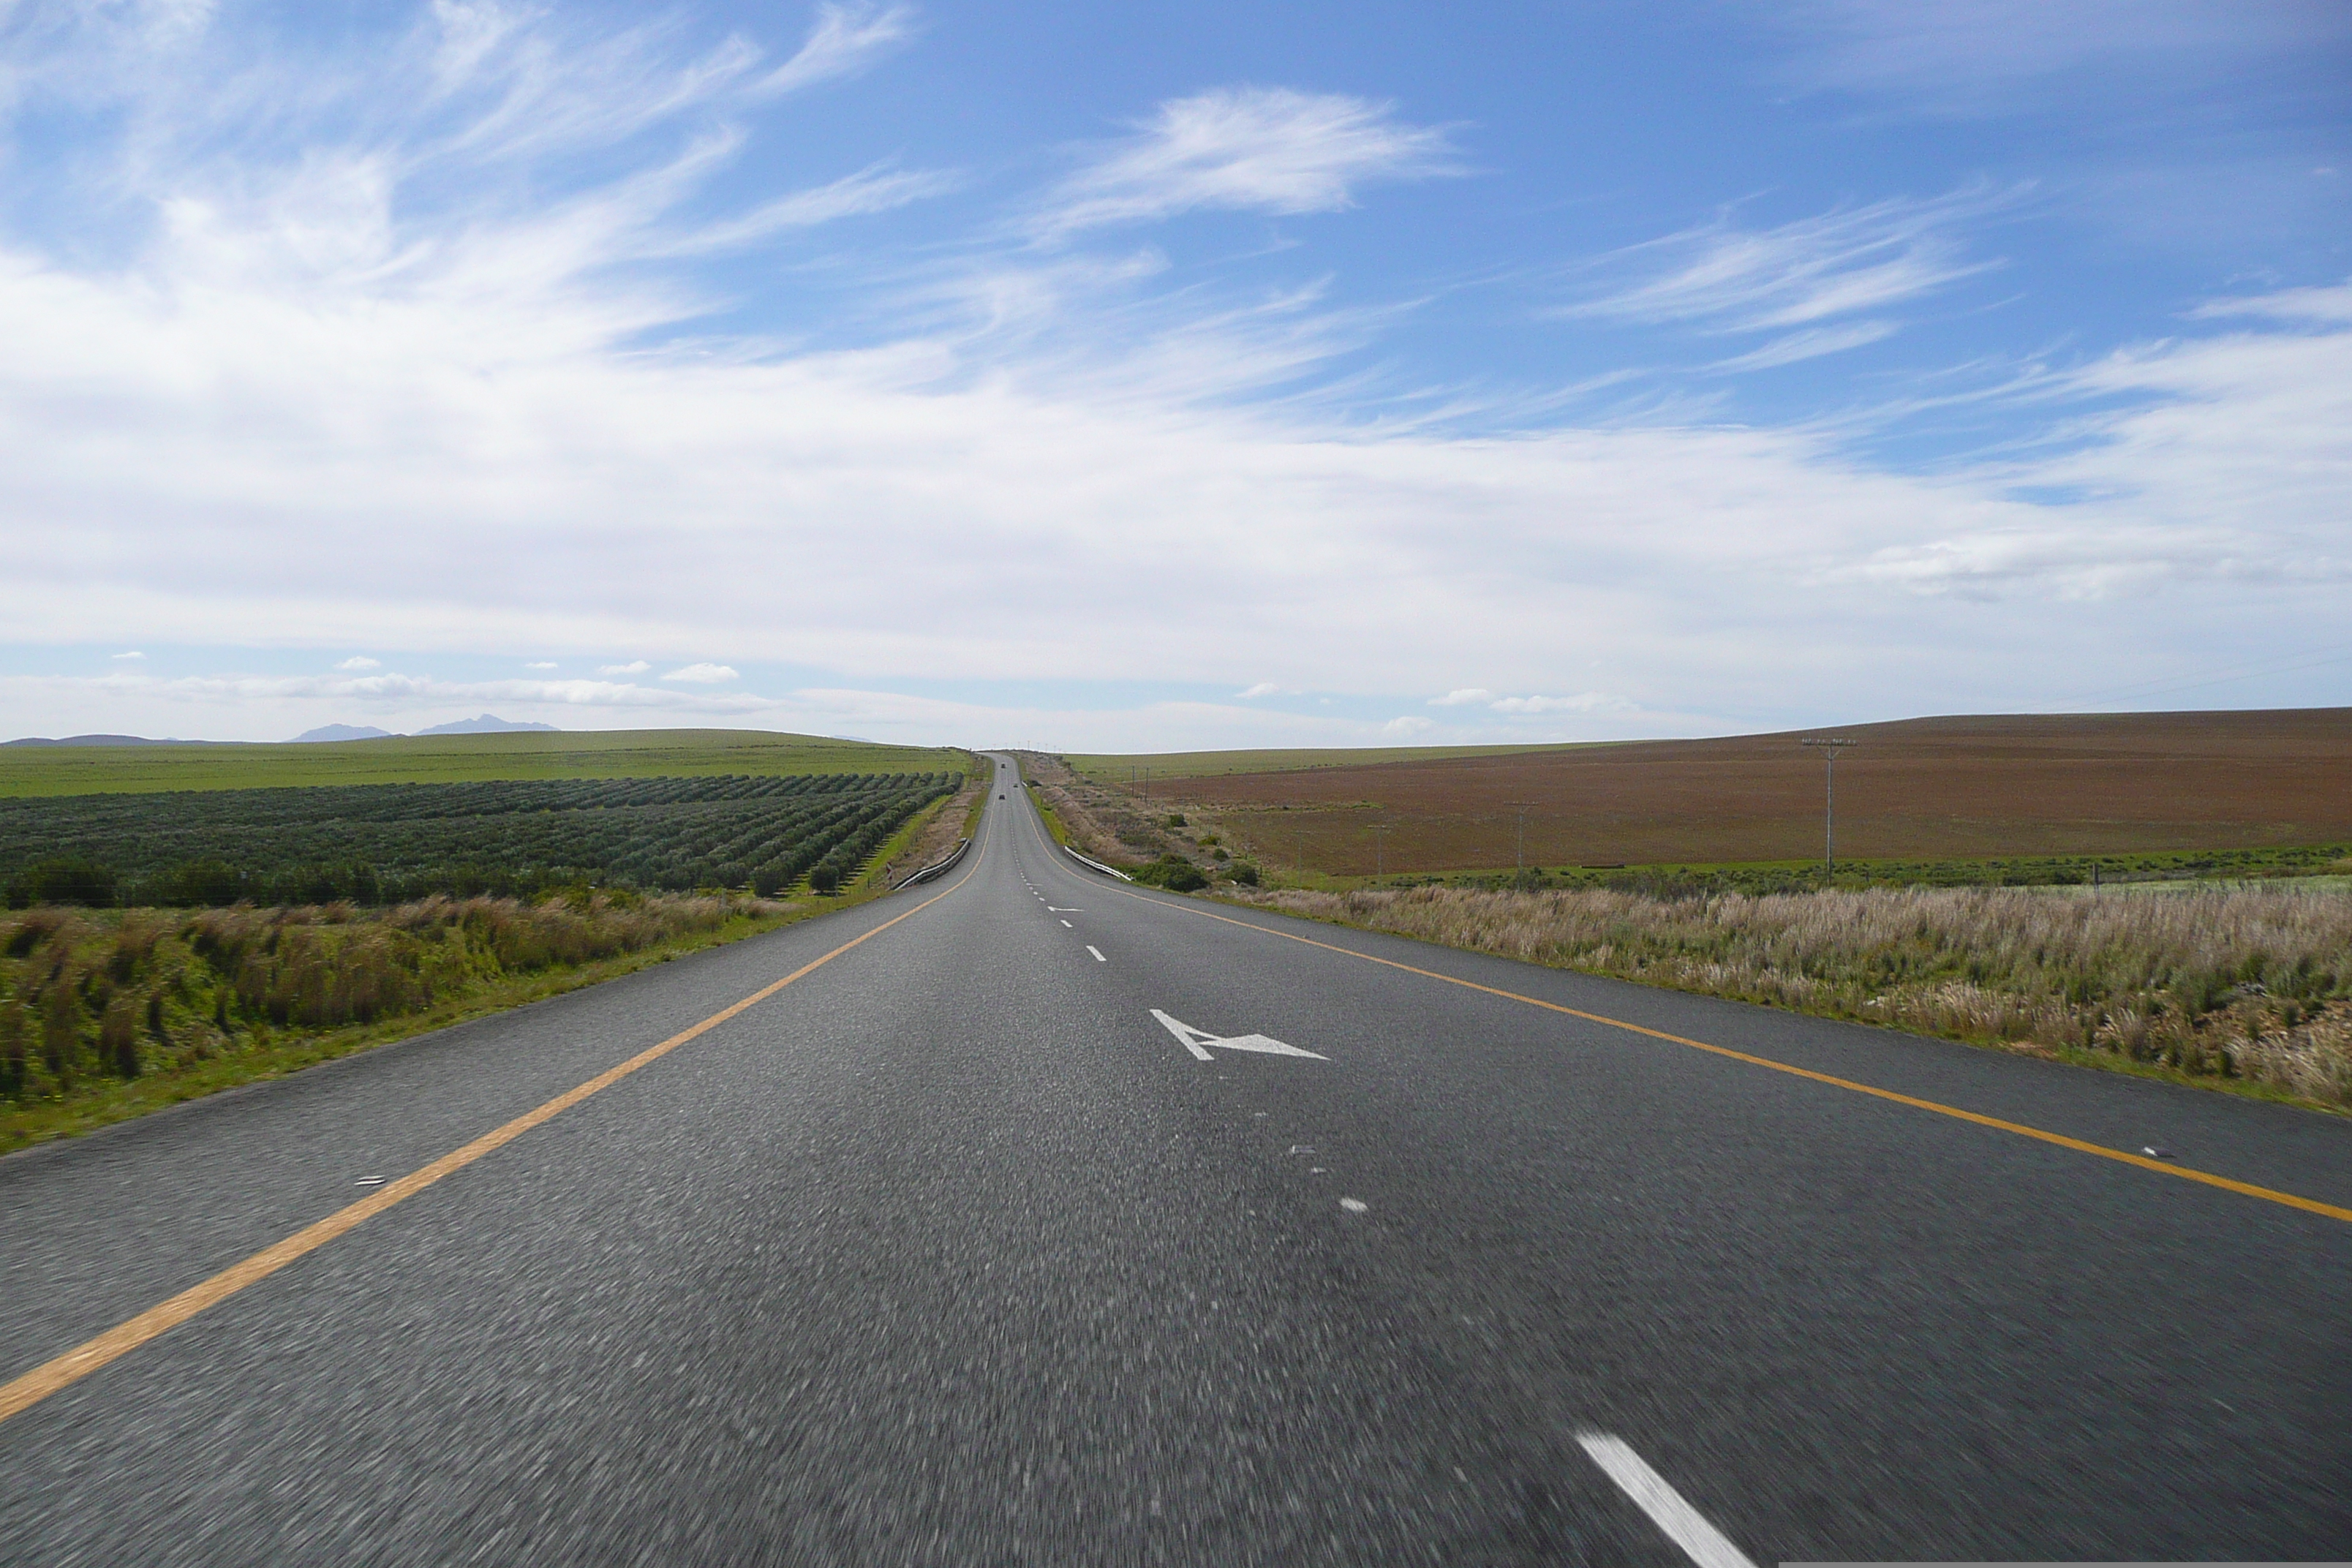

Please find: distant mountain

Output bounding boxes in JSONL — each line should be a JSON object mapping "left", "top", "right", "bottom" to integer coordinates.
{"left": 1, "top": 734, "right": 206, "bottom": 747}
{"left": 290, "top": 724, "right": 397, "bottom": 743}
{"left": 412, "top": 714, "right": 560, "bottom": 736}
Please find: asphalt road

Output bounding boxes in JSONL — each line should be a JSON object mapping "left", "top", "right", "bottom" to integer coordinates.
{"left": 3, "top": 752, "right": 2348, "bottom": 1564}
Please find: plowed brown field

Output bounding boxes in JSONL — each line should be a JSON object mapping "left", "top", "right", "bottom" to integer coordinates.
{"left": 1145, "top": 709, "right": 2352, "bottom": 875}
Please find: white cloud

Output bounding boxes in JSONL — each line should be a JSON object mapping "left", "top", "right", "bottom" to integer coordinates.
{"left": 111, "top": 649, "right": 146, "bottom": 660}
{"left": 2193, "top": 284, "right": 2352, "bottom": 326}
{"left": 0, "top": 12, "right": 2342, "bottom": 748}
{"left": 1382, "top": 715, "right": 1436, "bottom": 736}
{"left": 753, "top": 3, "right": 916, "bottom": 98}
{"left": 1036, "top": 88, "right": 1455, "bottom": 238}
{"left": 1427, "top": 688, "right": 1493, "bottom": 706}
{"left": 336, "top": 656, "right": 382, "bottom": 670}
{"left": 1561, "top": 186, "right": 2013, "bottom": 334}
{"left": 523, "top": 660, "right": 557, "bottom": 669}
{"left": 1235, "top": 682, "right": 1283, "bottom": 698}
{"left": 1707, "top": 321, "right": 1898, "bottom": 372}
{"left": 1764, "top": 1, "right": 2351, "bottom": 111}
{"left": 649, "top": 165, "right": 958, "bottom": 257}
{"left": 1488, "top": 693, "right": 1623, "bottom": 715}
{"left": 663, "top": 663, "right": 740, "bottom": 684}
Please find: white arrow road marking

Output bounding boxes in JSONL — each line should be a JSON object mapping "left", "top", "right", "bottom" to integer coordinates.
{"left": 1575, "top": 1433, "right": 1755, "bottom": 1568}
{"left": 1150, "top": 1009, "right": 1327, "bottom": 1062}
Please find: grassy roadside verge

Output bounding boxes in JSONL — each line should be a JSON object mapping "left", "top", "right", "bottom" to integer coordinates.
{"left": 1210, "top": 881, "right": 2352, "bottom": 1115}
{"left": 1012, "top": 755, "right": 1071, "bottom": 845}
{"left": 0, "top": 873, "right": 927, "bottom": 1157}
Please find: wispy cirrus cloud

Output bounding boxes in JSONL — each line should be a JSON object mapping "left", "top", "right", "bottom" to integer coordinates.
{"left": 663, "top": 663, "right": 739, "bottom": 684}
{"left": 1033, "top": 87, "right": 1456, "bottom": 240}
{"left": 1558, "top": 184, "right": 2017, "bottom": 353}
{"left": 752, "top": 2, "right": 916, "bottom": 97}
{"left": 1761, "top": 0, "right": 2352, "bottom": 112}
{"left": 1705, "top": 320, "right": 1898, "bottom": 372}
{"left": 649, "top": 163, "right": 957, "bottom": 257}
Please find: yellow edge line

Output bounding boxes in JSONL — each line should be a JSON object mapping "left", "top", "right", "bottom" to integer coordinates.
{"left": 1114, "top": 884, "right": 2352, "bottom": 1226}
{"left": 0, "top": 830, "right": 988, "bottom": 1428}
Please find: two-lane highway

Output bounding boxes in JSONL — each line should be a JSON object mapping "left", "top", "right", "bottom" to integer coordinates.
{"left": 4, "top": 751, "right": 2348, "bottom": 1563}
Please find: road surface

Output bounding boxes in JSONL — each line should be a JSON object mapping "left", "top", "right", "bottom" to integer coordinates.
{"left": 4, "top": 753, "right": 2348, "bottom": 1563}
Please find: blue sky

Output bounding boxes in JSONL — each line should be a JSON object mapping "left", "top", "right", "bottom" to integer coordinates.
{"left": 0, "top": 0, "right": 2345, "bottom": 747}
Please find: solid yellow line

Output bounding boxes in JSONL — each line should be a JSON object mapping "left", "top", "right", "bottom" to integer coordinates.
{"left": 1111, "top": 884, "right": 2352, "bottom": 1226}
{"left": 0, "top": 837, "right": 987, "bottom": 1428}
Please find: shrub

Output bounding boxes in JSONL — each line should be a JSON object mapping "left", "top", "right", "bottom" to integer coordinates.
{"left": 1, "top": 892, "right": 765, "bottom": 1116}
{"left": 1135, "top": 854, "right": 1207, "bottom": 892}
{"left": 10, "top": 857, "right": 117, "bottom": 908}
{"left": 154, "top": 859, "right": 248, "bottom": 908}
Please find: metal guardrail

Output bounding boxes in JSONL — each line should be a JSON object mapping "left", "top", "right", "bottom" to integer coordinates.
{"left": 892, "top": 837, "right": 970, "bottom": 890}
{"left": 1062, "top": 845, "right": 1134, "bottom": 882}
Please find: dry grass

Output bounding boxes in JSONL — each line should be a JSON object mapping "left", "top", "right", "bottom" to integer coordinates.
{"left": 1021, "top": 752, "right": 1194, "bottom": 869}
{"left": 1224, "top": 881, "right": 2352, "bottom": 1108}
{"left": 878, "top": 772, "right": 984, "bottom": 886}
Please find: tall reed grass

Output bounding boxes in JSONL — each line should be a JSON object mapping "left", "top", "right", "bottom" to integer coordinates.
{"left": 1227, "top": 883, "right": 2352, "bottom": 1107}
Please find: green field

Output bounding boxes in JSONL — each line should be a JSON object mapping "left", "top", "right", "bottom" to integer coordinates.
{"left": 1, "top": 772, "right": 965, "bottom": 904}
{"left": 0, "top": 729, "right": 969, "bottom": 799}
{"left": 1062, "top": 741, "right": 1601, "bottom": 783}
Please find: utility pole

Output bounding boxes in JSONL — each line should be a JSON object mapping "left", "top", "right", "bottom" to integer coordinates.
{"left": 1501, "top": 801, "right": 1539, "bottom": 870}
{"left": 1799, "top": 738, "right": 1858, "bottom": 878}
{"left": 1366, "top": 821, "right": 1392, "bottom": 879}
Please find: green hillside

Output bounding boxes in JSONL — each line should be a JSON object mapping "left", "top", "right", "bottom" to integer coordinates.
{"left": 0, "top": 729, "right": 969, "bottom": 799}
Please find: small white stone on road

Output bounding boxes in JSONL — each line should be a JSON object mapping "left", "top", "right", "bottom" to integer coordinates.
{"left": 1287, "top": 1145, "right": 1315, "bottom": 1155}
{"left": 355, "top": 1177, "right": 386, "bottom": 1187}
{"left": 1340, "top": 1197, "right": 1368, "bottom": 1213}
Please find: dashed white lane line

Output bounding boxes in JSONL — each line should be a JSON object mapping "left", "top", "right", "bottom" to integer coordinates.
{"left": 1060, "top": 919, "right": 1073, "bottom": 927}
{"left": 1086, "top": 946, "right": 1106, "bottom": 962}
{"left": 1575, "top": 1432, "right": 1756, "bottom": 1568}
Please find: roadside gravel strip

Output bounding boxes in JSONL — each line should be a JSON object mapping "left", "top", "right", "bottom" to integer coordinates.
{"left": 3, "top": 752, "right": 2348, "bottom": 1563}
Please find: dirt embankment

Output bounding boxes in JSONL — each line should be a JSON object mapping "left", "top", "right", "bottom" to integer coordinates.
{"left": 879, "top": 769, "right": 984, "bottom": 885}
{"left": 1022, "top": 753, "right": 1192, "bottom": 869}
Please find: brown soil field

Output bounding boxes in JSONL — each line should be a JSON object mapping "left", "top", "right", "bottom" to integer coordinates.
{"left": 1145, "top": 709, "right": 2352, "bottom": 876}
